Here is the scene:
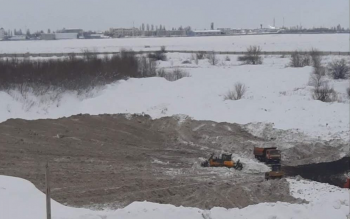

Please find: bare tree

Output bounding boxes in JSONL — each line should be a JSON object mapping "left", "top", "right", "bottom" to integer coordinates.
{"left": 308, "top": 73, "right": 326, "bottom": 87}
{"left": 347, "top": 88, "right": 350, "bottom": 99}
{"left": 207, "top": 52, "right": 219, "bottom": 65}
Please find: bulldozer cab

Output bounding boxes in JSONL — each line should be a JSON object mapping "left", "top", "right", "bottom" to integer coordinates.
{"left": 221, "top": 154, "right": 232, "bottom": 161}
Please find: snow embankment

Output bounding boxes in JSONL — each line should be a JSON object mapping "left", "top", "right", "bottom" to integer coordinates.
{"left": 1, "top": 175, "right": 349, "bottom": 219}
{"left": 1, "top": 58, "right": 348, "bottom": 141}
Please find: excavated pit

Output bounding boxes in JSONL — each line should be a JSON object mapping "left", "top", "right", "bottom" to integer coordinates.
{"left": 0, "top": 113, "right": 343, "bottom": 209}
{"left": 283, "top": 156, "right": 349, "bottom": 187}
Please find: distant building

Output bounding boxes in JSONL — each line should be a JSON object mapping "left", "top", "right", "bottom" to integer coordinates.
{"left": 57, "top": 28, "right": 83, "bottom": 34}
{"left": 83, "top": 32, "right": 110, "bottom": 39}
{"left": 190, "top": 30, "right": 224, "bottom": 36}
{"left": 40, "top": 33, "right": 56, "bottom": 40}
{"left": 56, "top": 28, "right": 83, "bottom": 39}
{"left": 9, "top": 35, "right": 26, "bottom": 41}
{"left": 55, "top": 32, "right": 78, "bottom": 40}
{"left": 0, "top": 28, "right": 5, "bottom": 40}
{"left": 110, "top": 28, "right": 139, "bottom": 38}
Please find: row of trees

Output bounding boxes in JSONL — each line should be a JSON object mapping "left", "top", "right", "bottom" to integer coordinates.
{"left": 3, "top": 28, "right": 53, "bottom": 37}
{"left": 139, "top": 23, "right": 191, "bottom": 32}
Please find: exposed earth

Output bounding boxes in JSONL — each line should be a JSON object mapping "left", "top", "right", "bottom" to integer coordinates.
{"left": 0, "top": 114, "right": 347, "bottom": 209}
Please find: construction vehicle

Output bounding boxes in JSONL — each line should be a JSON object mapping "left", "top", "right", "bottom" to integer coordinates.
{"left": 254, "top": 147, "right": 281, "bottom": 164}
{"left": 344, "top": 178, "right": 350, "bottom": 189}
{"left": 265, "top": 164, "right": 284, "bottom": 180}
{"left": 201, "top": 153, "right": 243, "bottom": 170}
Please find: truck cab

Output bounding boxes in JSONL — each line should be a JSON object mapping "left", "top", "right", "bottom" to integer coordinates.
{"left": 266, "top": 149, "right": 281, "bottom": 163}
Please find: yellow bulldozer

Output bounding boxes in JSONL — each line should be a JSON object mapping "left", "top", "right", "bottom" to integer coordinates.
{"left": 201, "top": 153, "right": 243, "bottom": 170}
{"left": 265, "top": 164, "right": 284, "bottom": 180}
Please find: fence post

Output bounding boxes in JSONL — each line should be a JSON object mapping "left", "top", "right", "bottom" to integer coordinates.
{"left": 45, "top": 162, "right": 51, "bottom": 219}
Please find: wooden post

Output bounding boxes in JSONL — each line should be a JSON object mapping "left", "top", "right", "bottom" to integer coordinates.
{"left": 45, "top": 162, "right": 51, "bottom": 219}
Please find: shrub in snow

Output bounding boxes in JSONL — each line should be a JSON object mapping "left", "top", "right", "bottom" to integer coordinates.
{"left": 0, "top": 50, "right": 158, "bottom": 93}
{"left": 182, "top": 60, "right": 191, "bottom": 64}
{"left": 160, "top": 46, "right": 166, "bottom": 52}
{"left": 237, "top": 46, "right": 263, "bottom": 65}
{"left": 327, "top": 59, "right": 349, "bottom": 79}
{"left": 289, "top": 51, "right": 311, "bottom": 67}
{"left": 148, "top": 46, "right": 167, "bottom": 61}
{"left": 225, "top": 56, "right": 231, "bottom": 61}
{"left": 157, "top": 68, "right": 190, "bottom": 81}
{"left": 312, "top": 83, "right": 337, "bottom": 102}
{"left": 148, "top": 51, "right": 167, "bottom": 61}
{"left": 207, "top": 52, "right": 219, "bottom": 65}
{"left": 224, "top": 82, "right": 247, "bottom": 100}
{"left": 309, "top": 48, "right": 322, "bottom": 69}
{"left": 194, "top": 56, "right": 199, "bottom": 65}
{"left": 138, "top": 56, "right": 157, "bottom": 77}
{"left": 196, "top": 52, "right": 206, "bottom": 60}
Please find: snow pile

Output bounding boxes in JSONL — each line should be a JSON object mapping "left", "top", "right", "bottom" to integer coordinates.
{"left": 1, "top": 175, "right": 349, "bottom": 219}
{"left": 288, "top": 178, "right": 350, "bottom": 218}
{"left": 0, "top": 56, "right": 348, "bottom": 141}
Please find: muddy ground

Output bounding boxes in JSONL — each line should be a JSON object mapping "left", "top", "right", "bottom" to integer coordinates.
{"left": 0, "top": 114, "right": 344, "bottom": 209}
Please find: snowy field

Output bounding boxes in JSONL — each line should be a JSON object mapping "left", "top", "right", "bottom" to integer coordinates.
{"left": 0, "top": 34, "right": 348, "bottom": 54}
{"left": 0, "top": 34, "right": 349, "bottom": 219}
{"left": 0, "top": 54, "right": 348, "bottom": 141}
{"left": 1, "top": 175, "right": 348, "bottom": 219}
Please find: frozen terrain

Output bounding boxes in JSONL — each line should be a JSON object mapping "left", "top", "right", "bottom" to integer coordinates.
{"left": 0, "top": 34, "right": 349, "bottom": 219}
{"left": 0, "top": 54, "right": 348, "bottom": 141}
{"left": 0, "top": 34, "right": 348, "bottom": 54}
{"left": 1, "top": 175, "right": 348, "bottom": 219}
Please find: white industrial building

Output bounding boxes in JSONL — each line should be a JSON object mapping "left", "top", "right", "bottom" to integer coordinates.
{"left": 9, "top": 35, "right": 26, "bottom": 41}
{"left": 191, "top": 30, "right": 224, "bottom": 36}
{"left": 55, "top": 33, "right": 78, "bottom": 40}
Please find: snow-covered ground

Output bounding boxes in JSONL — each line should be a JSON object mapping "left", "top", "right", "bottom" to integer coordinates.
{"left": 0, "top": 34, "right": 347, "bottom": 54}
{"left": 1, "top": 175, "right": 348, "bottom": 219}
{"left": 1, "top": 35, "right": 349, "bottom": 218}
{"left": 1, "top": 54, "right": 348, "bottom": 141}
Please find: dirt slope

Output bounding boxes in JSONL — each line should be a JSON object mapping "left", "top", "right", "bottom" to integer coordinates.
{"left": 0, "top": 113, "right": 317, "bottom": 209}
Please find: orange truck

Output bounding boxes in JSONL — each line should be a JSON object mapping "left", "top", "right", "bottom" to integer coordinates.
{"left": 254, "top": 147, "right": 281, "bottom": 164}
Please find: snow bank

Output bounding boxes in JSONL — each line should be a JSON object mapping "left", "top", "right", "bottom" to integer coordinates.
{"left": 0, "top": 34, "right": 347, "bottom": 54}
{"left": 1, "top": 56, "right": 348, "bottom": 141}
{"left": 1, "top": 175, "right": 348, "bottom": 219}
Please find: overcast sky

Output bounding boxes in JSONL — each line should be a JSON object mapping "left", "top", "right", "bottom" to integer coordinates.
{"left": 0, "top": 0, "right": 348, "bottom": 31}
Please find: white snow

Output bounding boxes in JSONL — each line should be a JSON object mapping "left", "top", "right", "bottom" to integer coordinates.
{"left": 1, "top": 175, "right": 349, "bottom": 219}
{"left": 0, "top": 55, "right": 348, "bottom": 141}
{"left": 0, "top": 34, "right": 347, "bottom": 54}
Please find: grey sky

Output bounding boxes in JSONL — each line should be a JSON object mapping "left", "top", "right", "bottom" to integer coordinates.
{"left": 0, "top": 0, "right": 348, "bottom": 31}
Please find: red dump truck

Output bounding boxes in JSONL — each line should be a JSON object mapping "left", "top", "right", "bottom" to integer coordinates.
{"left": 254, "top": 147, "right": 281, "bottom": 164}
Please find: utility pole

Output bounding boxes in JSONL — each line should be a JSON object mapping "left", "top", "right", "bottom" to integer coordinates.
{"left": 45, "top": 162, "right": 51, "bottom": 219}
